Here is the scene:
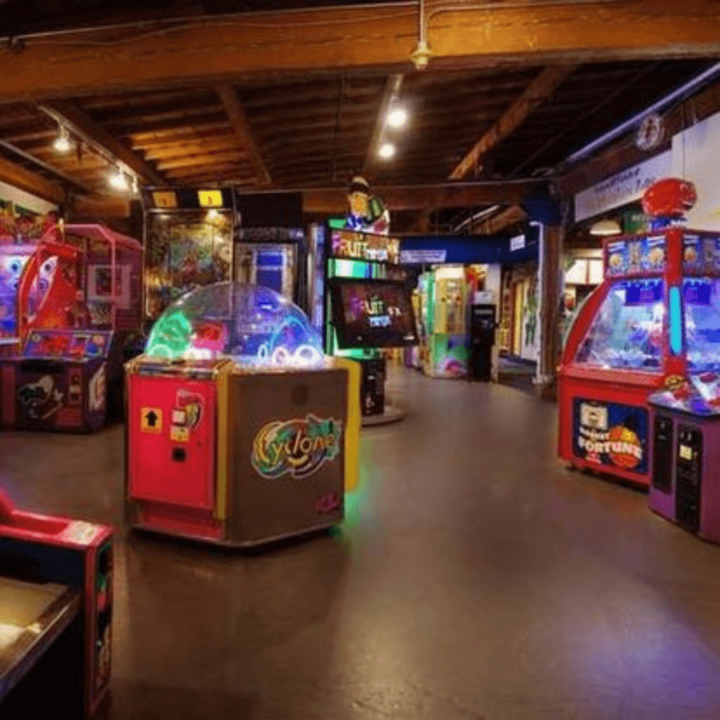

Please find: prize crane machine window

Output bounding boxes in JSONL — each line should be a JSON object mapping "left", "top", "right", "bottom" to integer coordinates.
{"left": 684, "top": 277, "right": 720, "bottom": 374}
{"left": 575, "top": 279, "right": 665, "bottom": 372}
{"left": 436, "top": 278, "right": 465, "bottom": 335}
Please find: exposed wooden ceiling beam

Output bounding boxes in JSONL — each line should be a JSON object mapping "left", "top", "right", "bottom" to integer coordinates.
{"left": 70, "top": 194, "right": 131, "bottom": 219}
{"left": 471, "top": 205, "right": 528, "bottom": 235}
{"left": 0, "top": 154, "right": 65, "bottom": 205}
{"left": 407, "top": 208, "right": 433, "bottom": 234}
{"left": 300, "top": 181, "right": 545, "bottom": 213}
{"left": 215, "top": 83, "right": 271, "bottom": 187}
{"left": 450, "top": 65, "right": 577, "bottom": 181}
{"left": 363, "top": 73, "right": 403, "bottom": 176}
{"left": 0, "top": 139, "right": 93, "bottom": 193}
{"left": 38, "top": 99, "right": 165, "bottom": 185}
{"left": 1, "top": 2, "right": 720, "bottom": 101}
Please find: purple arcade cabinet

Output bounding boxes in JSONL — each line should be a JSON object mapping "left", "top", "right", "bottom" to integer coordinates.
{"left": 649, "top": 377, "right": 720, "bottom": 542}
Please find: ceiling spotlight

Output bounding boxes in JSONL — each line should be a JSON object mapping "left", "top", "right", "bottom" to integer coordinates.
{"left": 53, "top": 126, "right": 72, "bottom": 153}
{"left": 378, "top": 142, "right": 396, "bottom": 160}
{"left": 387, "top": 107, "right": 408, "bottom": 129}
{"left": 109, "top": 167, "right": 129, "bottom": 191}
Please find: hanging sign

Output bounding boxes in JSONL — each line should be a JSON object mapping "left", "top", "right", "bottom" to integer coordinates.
{"left": 574, "top": 151, "right": 671, "bottom": 223}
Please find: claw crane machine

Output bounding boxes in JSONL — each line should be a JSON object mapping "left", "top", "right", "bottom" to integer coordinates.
{"left": 558, "top": 177, "right": 720, "bottom": 487}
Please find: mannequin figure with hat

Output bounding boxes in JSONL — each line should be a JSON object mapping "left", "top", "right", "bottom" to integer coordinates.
{"left": 345, "top": 176, "right": 390, "bottom": 235}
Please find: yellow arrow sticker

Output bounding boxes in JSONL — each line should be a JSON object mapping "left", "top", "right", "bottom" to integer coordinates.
{"left": 140, "top": 407, "right": 163, "bottom": 433}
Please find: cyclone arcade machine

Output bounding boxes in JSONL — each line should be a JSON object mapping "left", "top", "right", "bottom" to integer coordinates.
{"left": 126, "top": 283, "right": 360, "bottom": 547}
{"left": 559, "top": 178, "right": 720, "bottom": 504}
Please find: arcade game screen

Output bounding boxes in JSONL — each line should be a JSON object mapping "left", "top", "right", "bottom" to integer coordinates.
{"left": 330, "top": 279, "right": 418, "bottom": 349}
{"left": 575, "top": 279, "right": 665, "bottom": 371}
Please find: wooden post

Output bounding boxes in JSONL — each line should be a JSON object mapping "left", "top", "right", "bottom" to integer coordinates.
{"left": 536, "top": 222, "right": 565, "bottom": 400}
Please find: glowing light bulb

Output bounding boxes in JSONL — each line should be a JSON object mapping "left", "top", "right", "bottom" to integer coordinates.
{"left": 387, "top": 107, "right": 408, "bottom": 128}
{"left": 378, "top": 142, "right": 396, "bottom": 160}
{"left": 109, "top": 168, "right": 128, "bottom": 191}
{"left": 53, "top": 126, "right": 72, "bottom": 153}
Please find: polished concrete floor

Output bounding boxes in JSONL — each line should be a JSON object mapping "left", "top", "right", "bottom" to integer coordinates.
{"left": 2, "top": 368, "right": 720, "bottom": 719}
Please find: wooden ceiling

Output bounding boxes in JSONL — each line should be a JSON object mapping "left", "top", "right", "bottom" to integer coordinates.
{"left": 0, "top": 1, "right": 719, "bottom": 233}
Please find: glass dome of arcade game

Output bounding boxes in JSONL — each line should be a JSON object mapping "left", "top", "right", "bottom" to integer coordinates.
{"left": 146, "top": 282, "right": 324, "bottom": 368}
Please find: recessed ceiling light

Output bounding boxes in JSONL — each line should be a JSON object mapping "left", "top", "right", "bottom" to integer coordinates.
{"left": 387, "top": 107, "right": 408, "bottom": 129}
{"left": 378, "top": 142, "right": 396, "bottom": 160}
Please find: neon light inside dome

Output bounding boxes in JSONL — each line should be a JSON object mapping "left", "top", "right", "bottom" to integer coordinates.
{"left": 669, "top": 286, "right": 683, "bottom": 355}
{"left": 146, "top": 309, "right": 193, "bottom": 358}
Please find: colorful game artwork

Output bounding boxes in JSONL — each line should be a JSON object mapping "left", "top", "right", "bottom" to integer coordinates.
{"left": 145, "top": 212, "right": 233, "bottom": 319}
{"left": 573, "top": 399, "right": 649, "bottom": 475}
{"left": 605, "top": 235, "right": 667, "bottom": 277}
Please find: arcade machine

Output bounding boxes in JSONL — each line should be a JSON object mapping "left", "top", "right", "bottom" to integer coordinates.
{"left": 125, "top": 282, "right": 361, "bottom": 547}
{"left": 235, "top": 191, "right": 308, "bottom": 308}
{"left": 558, "top": 177, "right": 720, "bottom": 487}
{"left": 143, "top": 187, "right": 234, "bottom": 321}
{"left": 0, "top": 244, "right": 36, "bottom": 357}
{"left": 0, "top": 491, "right": 113, "bottom": 718}
{"left": 0, "top": 224, "right": 143, "bottom": 432}
{"left": 323, "top": 177, "right": 408, "bottom": 419}
{"left": 420, "top": 266, "right": 476, "bottom": 379}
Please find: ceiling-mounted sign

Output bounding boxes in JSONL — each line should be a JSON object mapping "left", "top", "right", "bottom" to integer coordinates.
{"left": 574, "top": 150, "right": 671, "bottom": 223}
{"left": 151, "top": 191, "right": 178, "bottom": 209}
{"left": 198, "top": 190, "right": 223, "bottom": 208}
{"left": 400, "top": 249, "right": 447, "bottom": 264}
{"left": 510, "top": 234, "right": 526, "bottom": 252}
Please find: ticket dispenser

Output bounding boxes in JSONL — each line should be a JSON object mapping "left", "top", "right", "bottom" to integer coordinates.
{"left": 469, "top": 304, "right": 496, "bottom": 381}
{"left": 0, "top": 494, "right": 113, "bottom": 717}
{"left": 648, "top": 385, "right": 720, "bottom": 542}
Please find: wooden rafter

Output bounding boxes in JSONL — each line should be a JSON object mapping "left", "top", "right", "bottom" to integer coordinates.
{"left": 471, "top": 205, "right": 528, "bottom": 235}
{"left": 300, "top": 181, "right": 545, "bottom": 213}
{"left": 0, "top": 154, "right": 65, "bottom": 205}
{"left": 215, "top": 83, "right": 271, "bottom": 187}
{"left": 362, "top": 73, "right": 403, "bottom": 176}
{"left": 450, "top": 65, "right": 577, "bottom": 181}
{"left": 1, "top": 1, "right": 719, "bottom": 101}
{"left": 38, "top": 100, "right": 165, "bottom": 185}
